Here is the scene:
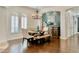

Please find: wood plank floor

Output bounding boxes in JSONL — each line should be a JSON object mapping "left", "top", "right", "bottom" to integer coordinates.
{"left": 2, "top": 34, "right": 79, "bottom": 53}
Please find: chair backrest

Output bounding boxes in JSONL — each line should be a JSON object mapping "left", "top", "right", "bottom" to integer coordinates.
{"left": 22, "top": 29, "right": 28, "bottom": 38}
{"left": 21, "top": 28, "right": 35, "bottom": 38}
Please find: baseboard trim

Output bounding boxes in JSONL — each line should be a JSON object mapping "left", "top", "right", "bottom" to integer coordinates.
{"left": 7, "top": 36, "right": 23, "bottom": 41}
{"left": 60, "top": 36, "right": 67, "bottom": 40}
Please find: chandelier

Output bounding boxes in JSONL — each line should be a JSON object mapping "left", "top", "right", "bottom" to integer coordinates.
{"left": 32, "top": 10, "right": 40, "bottom": 19}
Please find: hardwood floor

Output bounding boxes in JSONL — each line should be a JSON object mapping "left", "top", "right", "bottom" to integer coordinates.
{"left": 60, "top": 34, "right": 79, "bottom": 53}
{"left": 2, "top": 34, "right": 79, "bottom": 53}
{"left": 25, "top": 38, "right": 60, "bottom": 53}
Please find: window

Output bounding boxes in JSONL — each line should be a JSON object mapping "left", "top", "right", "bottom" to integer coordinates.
{"left": 21, "top": 16, "right": 27, "bottom": 29}
{"left": 11, "top": 16, "right": 19, "bottom": 33}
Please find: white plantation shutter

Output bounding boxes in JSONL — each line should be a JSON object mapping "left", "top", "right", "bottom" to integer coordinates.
{"left": 11, "top": 16, "right": 19, "bottom": 33}
{"left": 21, "top": 16, "right": 27, "bottom": 29}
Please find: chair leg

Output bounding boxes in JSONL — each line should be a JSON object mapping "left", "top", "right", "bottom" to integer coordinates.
{"left": 22, "top": 38, "right": 25, "bottom": 44}
{"left": 22, "top": 38, "right": 27, "bottom": 44}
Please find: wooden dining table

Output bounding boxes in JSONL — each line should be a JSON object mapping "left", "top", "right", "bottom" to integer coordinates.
{"left": 22, "top": 33, "right": 51, "bottom": 46}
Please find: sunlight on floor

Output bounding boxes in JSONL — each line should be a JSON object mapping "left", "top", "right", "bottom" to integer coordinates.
{"left": 0, "top": 41, "right": 9, "bottom": 52}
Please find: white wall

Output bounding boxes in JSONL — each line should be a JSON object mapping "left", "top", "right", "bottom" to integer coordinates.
{"left": 0, "top": 6, "right": 74, "bottom": 41}
{"left": 6, "top": 7, "right": 36, "bottom": 40}
{"left": 66, "top": 11, "right": 78, "bottom": 38}
{"left": 0, "top": 6, "right": 36, "bottom": 41}
{"left": 60, "top": 11, "right": 67, "bottom": 39}
{"left": 0, "top": 7, "right": 7, "bottom": 42}
{"left": 8, "top": 7, "right": 76, "bottom": 40}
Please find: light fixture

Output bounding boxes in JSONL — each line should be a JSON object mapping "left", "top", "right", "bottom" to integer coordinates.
{"left": 32, "top": 10, "right": 40, "bottom": 19}
{"left": 67, "top": 10, "right": 72, "bottom": 13}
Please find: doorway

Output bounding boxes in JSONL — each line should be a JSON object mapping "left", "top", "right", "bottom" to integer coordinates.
{"left": 77, "top": 17, "right": 79, "bottom": 32}
{"left": 42, "top": 11, "right": 60, "bottom": 39}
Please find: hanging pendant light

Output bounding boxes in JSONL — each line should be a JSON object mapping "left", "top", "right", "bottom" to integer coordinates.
{"left": 32, "top": 10, "right": 40, "bottom": 19}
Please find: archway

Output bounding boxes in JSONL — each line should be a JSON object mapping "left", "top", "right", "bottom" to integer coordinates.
{"left": 42, "top": 11, "right": 60, "bottom": 39}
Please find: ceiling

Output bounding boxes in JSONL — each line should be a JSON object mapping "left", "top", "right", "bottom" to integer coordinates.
{"left": 29, "top": 6, "right": 75, "bottom": 11}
